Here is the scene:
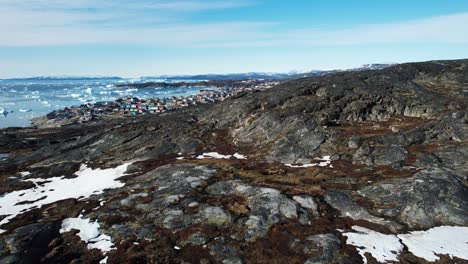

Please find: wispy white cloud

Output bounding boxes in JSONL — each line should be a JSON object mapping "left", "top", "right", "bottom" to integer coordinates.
{"left": 194, "top": 13, "right": 468, "bottom": 48}
{"left": 290, "top": 13, "right": 468, "bottom": 45}
{"left": 0, "top": 0, "right": 255, "bottom": 30}
{"left": 0, "top": 0, "right": 264, "bottom": 46}
{"left": 0, "top": 0, "right": 467, "bottom": 48}
{"left": 0, "top": 21, "right": 274, "bottom": 46}
{"left": 0, "top": 0, "right": 255, "bottom": 11}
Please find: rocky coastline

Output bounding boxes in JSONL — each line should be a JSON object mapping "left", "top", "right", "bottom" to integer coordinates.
{"left": 116, "top": 79, "right": 281, "bottom": 90}
{"left": 29, "top": 80, "right": 280, "bottom": 129}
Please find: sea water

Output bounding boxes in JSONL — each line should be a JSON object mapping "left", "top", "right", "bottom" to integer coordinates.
{"left": 0, "top": 79, "right": 205, "bottom": 128}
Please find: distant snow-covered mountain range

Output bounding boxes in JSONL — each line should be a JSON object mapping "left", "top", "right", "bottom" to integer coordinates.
{"left": 0, "top": 64, "right": 395, "bottom": 82}
{"left": 0, "top": 76, "right": 124, "bottom": 81}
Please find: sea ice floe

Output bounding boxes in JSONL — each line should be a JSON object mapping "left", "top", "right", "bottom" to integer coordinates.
{"left": 342, "top": 225, "right": 468, "bottom": 263}
{"left": 0, "top": 162, "right": 132, "bottom": 233}
{"left": 398, "top": 226, "right": 468, "bottom": 262}
{"left": 196, "top": 152, "right": 247, "bottom": 160}
{"left": 0, "top": 108, "right": 9, "bottom": 117}
{"left": 84, "top": 88, "right": 93, "bottom": 95}
{"left": 284, "top": 155, "right": 332, "bottom": 168}
{"left": 60, "top": 217, "right": 114, "bottom": 252}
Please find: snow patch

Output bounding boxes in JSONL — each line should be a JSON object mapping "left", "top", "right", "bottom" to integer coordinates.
{"left": 342, "top": 225, "right": 468, "bottom": 263}
{"left": 196, "top": 152, "right": 247, "bottom": 160}
{"left": 233, "top": 153, "right": 247, "bottom": 159}
{"left": 284, "top": 163, "right": 316, "bottom": 168}
{"left": 19, "top": 171, "right": 31, "bottom": 177}
{"left": 284, "top": 155, "right": 332, "bottom": 168}
{"left": 398, "top": 226, "right": 468, "bottom": 262}
{"left": 0, "top": 162, "right": 132, "bottom": 231}
{"left": 60, "top": 217, "right": 114, "bottom": 252}
{"left": 343, "top": 226, "right": 403, "bottom": 263}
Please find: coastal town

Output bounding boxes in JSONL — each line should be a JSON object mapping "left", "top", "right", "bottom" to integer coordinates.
{"left": 41, "top": 80, "right": 281, "bottom": 126}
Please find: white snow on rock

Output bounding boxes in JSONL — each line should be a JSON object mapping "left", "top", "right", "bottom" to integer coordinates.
{"left": 196, "top": 152, "right": 247, "bottom": 160}
{"left": 284, "top": 155, "right": 332, "bottom": 168}
{"left": 342, "top": 225, "right": 468, "bottom": 263}
{"left": 284, "top": 163, "right": 316, "bottom": 168}
{"left": 315, "top": 155, "right": 331, "bottom": 161}
{"left": 343, "top": 226, "right": 403, "bottom": 263}
{"left": 398, "top": 226, "right": 468, "bottom": 262}
{"left": 60, "top": 217, "right": 114, "bottom": 252}
{"left": 0, "top": 162, "right": 132, "bottom": 232}
{"left": 19, "top": 171, "right": 31, "bottom": 177}
{"left": 232, "top": 153, "right": 247, "bottom": 159}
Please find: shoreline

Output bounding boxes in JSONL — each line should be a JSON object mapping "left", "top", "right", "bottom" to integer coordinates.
{"left": 115, "top": 79, "right": 281, "bottom": 89}
{"left": 29, "top": 80, "right": 280, "bottom": 128}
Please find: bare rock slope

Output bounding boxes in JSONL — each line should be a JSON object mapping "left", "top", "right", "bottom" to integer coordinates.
{"left": 0, "top": 59, "right": 467, "bottom": 263}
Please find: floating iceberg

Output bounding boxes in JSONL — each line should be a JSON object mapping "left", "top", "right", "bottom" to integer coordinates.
{"left": 85, "top": 88, "right": 92, "bottom": 95}
{"left": 0, "top": 108, "right": 8, "bottom": 117}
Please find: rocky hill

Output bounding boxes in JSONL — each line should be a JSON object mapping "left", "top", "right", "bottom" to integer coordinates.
{"left": 0, "top": 59, "right": 467, "bottom": 263}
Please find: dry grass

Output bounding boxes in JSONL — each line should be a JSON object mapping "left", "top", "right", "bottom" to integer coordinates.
{"left": 336, "top": 116, "right": 431, "bottom": 138}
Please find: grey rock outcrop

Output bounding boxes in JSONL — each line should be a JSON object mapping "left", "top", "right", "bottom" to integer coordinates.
{"left": 324, "top": 191, "right": 403, "bottom": 232}
{"left": 207, "top": 181, "right": 305, "bottom": 240}
{"left": 358, "top": 169, "right": 468, "bottom": 229}
{"left": 304, "top": 234, "right": 341, "bottom": 264}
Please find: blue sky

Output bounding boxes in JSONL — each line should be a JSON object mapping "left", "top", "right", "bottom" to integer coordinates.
{"left": 0, "top": 0, "right": 468, "bottom": 78}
